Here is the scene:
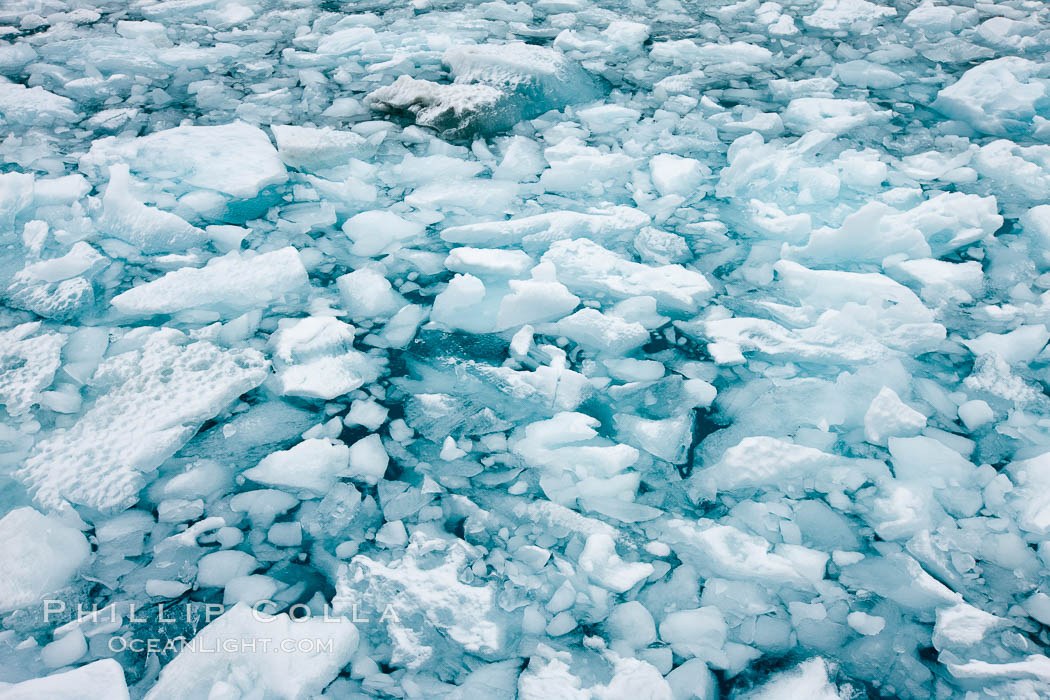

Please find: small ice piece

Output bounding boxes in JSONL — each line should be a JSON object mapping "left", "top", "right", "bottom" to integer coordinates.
{"left": 342, "top": 210, "right": 424, "bottom": 257}
{"left": 446, "top": 247, "right": 534, "bottom": 278}
{"left": 962, "top": 325, "right": 1050, "bottom": 365}
{"left": 375, "top": 520, "right": 408, "bottom": 548}
{"left": 846, "top": 611, "right": 886, "bottom": 636}
{"left": 440, "top": 436, "right": 468, "bottom": 461}
{"left": 577, "top": 532, "right": 654, "bottom": 592}
{"left": 347, "top": 434, "right": 389, "bottom": 484}
{"left": 243, "top": 439, "right": 350, "bottom": 498}
{"left": 271, "top": 124, "right": 369, "bottom": 172}
{"left": 196, "top": 550, "right": 259, "bottom": 588}
{"left": 782, "top": 98, "right": 892, "bottom": 135}
{"left": 863, "top": 387, "right": 927, "bottom": 446}
{"left": 606, "top": 600, "right": 657, "bottom": 649}
{"left": 658, "top": 607, "right": 728, "bottom": 661}
{"left": 0, "top": 507, "right": 90, "bottom": 613}
{"left": 344, "top": 399, "right": 388, "bottom": 431}
{"left": 367, "top": 77, "right": 518, "bottom": 138}
{"left": 958, "top": 400, "right": 994, "bottom": 431}
{"left": 549, "top": 308, "right": 650, "bottom": 356}
{"left": 111, "top": 247, "right": 309, "bottom": 318}
{"left": 269, "top": 316, "right": 383, "bottom": 400}
{"left": 41, "top": 628, "right": 88, "bottom": 668}
{"left": 144, "top": 604, "right": 358, "bottom": 699}
{"left": 542, "top": 238, "right": 712, "bottom": 313}
{"left": 336, "top": 268, "right": 406, "bottom": 321}
{"left": 803, "top": 0, "right": 896, "bottom": 34}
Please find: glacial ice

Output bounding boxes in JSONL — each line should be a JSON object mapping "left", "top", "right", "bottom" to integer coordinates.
{"left": 3, "top": 0, "right": 1050, "bottom": 698}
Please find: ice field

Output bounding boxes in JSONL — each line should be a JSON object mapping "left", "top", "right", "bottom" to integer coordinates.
{"left": 1, "top": 0, "right": 1050, "bottom": 697}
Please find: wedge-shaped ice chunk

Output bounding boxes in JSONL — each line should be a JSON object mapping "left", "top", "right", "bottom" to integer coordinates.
{"left": 268, "top": 316, "right": 383, "bottom": 400}
{"left": 542, "top": 238, "right": 712, "bottom": 314}
{"left": 0, "top": 507, "right": 90, "bottom": 613}
{"left": 243, "top": 438, "right": 350, "bottom": 498}
{"left": 0, "top": 659, "right": 128, "bottom": 700}
{"left": 0, "top": 322, "right": 65, "bottom": 417}
{"left": 932, "top": 57, "right": 1050, "bottom": 138}
{"left": 99, "top": 164, "right": 206, "bottom": 253}
{"left": 144, "top": 603, "right": 358, "bottom": 700}
{"left": 112, "top": 247, "right": 308, "bottom": 318}
{"left": 18, "top": 329, "right": 268, "bottom": 512}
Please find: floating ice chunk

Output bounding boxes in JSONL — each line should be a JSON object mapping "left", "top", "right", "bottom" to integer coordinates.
{"left": 19, "top": 330, "right": 268, "bottom": 512}
{"left": 336, "top": 267, "right": 406, "bottom": 321}
{"left": 549, "top": 308, "right": 649, "bottom": 355}
{"left": 0, "top": 507, "right": 89, "bottom": 613}
{"left": 803, "top": 0, "right": 896, "bottom": 34}
{"left": 1005, "top": 452, "right": 1050, "bottom": 537}
{"left": 144, "top": 603, "right": 357, "bottom": 700}
{"left": 343, "top": 210, "right": 423, "bottom": 257}
{"left": 512, "top": 412, "right": 640, "bottom": 481}
{"left": 614, "top": 413, "right": 693, "bottom": 464}
{"left": 441, "top": 206, "right": 649, "bottom": 251}
{"left": 334, "top": 534, "right": 508, "bottom": 669}
{"left": 542, "top": 238, "right": 712, "bottom": 313}
{"left": 196, "top": 550, "right": 259, "bottom": 587}
{"left": 932, "top": 57, "right": 1050, "bottom": 138}
{"left": 864, "top": 387, "right": 927, "bottom": 445}
{"left": 367, "top": 77, "right": 518, "bottom": 138}
{"left": 660, "top": 519, "right": 827, "bottom": 589}
{"left": 243, "top": 438, "right": 350, "bottom": 498}
{"left": 785, "top": 192, "right": 1001, "bottom": 263}
{"left": 606, "top": 600, "right": 657, "bottom": 649}
{"left": 112, "top": 247, "right": 308, "bottom": 318}
{"left": 659, "top": 607, "right": 728, "bottom": 661}
{"left": 693, "top": 436, "right": 889, "bottom": 498}
{"left": 649, "top": 154, "right": 708, "bottom": 198}
{"left": 444, "top": 41, "right": 603, "bottom": 111}
{"left": 576, "top": 104, "right": 641, "bottom": 134}
{"left": 271, "top": 125, "right": 369, "bottom": 172}
{"left": 957, "top": 400, "right": 993, "bottom": 431}
{"left": 0, "top": 659, "right": 129, "bottom": 700}
{"left": 885, "top": 258, "right": 985, "bottom": 306}
{"left": 782, "top": 98, "right": 891, "bottom": 135}
{"left": 0, "top": 80, "right": 78, "bottom": 125}
{"left": 346, "top": 433, "right": 388, "bottom": 485}
{"left": 963, "top": 325, "right": 1050, "bottom": 365}
{"left": 446, "top": 247, "right": 534, "bottom": 278}
{"left": 578, "top": 532, "right": 654, "bottom": 592}
{"left": 99, "top": 164, "right": 206, "bottom": 253}
{"left": 269, "top": 316, "right": 382, "bottom": 400}
{"left": 496, "top": 276, "right": 581, "bottom": 330}
{"left": 316, "top": 26, "right": 376, "bottom": 55}
{"left": 0, "top": 322, "right": 65, "bottom": 417}
{"left": 81, "top": 122, "right": 287, "bottom": 219}
{"left": 742, "top": 658, "right": 844, "bottom": 700}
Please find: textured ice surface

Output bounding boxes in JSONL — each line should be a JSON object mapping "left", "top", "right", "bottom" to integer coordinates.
{"left": 4, "top": 0, "right": 1050, "bottom": 698}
